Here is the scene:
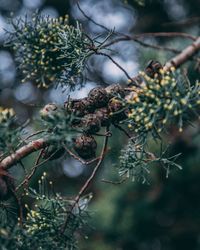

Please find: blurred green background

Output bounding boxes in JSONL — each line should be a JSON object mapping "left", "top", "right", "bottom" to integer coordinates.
{"left": 0, "top": 0, "right": 200, "bottom": 249}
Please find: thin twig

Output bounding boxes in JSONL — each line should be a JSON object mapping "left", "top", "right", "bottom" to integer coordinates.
{"left": 104, "top": 37, "right": 182, "bottom": 54}
{"left": 95, "top": 51, "right": 137, "bottom": 84}
{"left": 76, "top": 1, "right": 197, "bottom": 41}
{"left": 18, "top": 160, "right": 27, "bottom": 175}
{"left": 101, "top": 177, "right": 127, "bottom": 185}
{"left": 76, "top": 0, "right": 197, "bottom": 55}
{"left": 20, "top": 149, "right": 44, "bottom": 192}
{"left": 162, "top": 17, "right": 200, "bottom": 28}
{"left": 132, "top": 32, "right": 197, "bottom": 41}
{"left": 24, "top": 130, "right": 48, "bottom": 141}
{"left": 114, "top": 124, "right": 132, "bottom": 138}
{"left": 76, "top": 1, "right": 110, "bottom": 32}
{"left": 61, "top": 127, "right": 109, "bottom": 233}
{"left": 62, "top": 143, "right": 100, "bottom": 165}
{"left": 15, "top": 149, "right": 59, "bottom": 192}
{"left": 1, "top": 38, "right": 200, "bottom": 171}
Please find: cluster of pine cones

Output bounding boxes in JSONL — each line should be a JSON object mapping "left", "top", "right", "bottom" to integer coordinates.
{"left": 41, "top": 61, "right": 163, "bottom": 160}
{"left": 65, "top": 84, "right": 127, "bottom": 159}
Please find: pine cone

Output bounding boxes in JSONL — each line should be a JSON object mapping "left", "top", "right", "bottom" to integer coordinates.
{"left": 0, "top": 172, "right": 15, "bottom": 201}
{"left": 145, "top": 60, "right": 163, "bottom": 79}
{"left": 65, "top": 97, "right": 95, "bottom": 117}
{"left": 73, "top": 135, "right": 97, "bottom": 159}
{"left": 95, "top": 108, "right": 110, "bottom": 127}
{"left": 65, "top": 98, "right": 87, "bottom": 117}
{"left": 108, "top": 98, "right": 127, "bottom": 122}
{"left": 81, "top": 114, "right": 101, "bottom": 134}
{"left": 106, "top": 84, "right": 125, "bottom": 98}
{"left": 0, "top": 177, "right": 8, "bottom": 200}
{"left": 88, "top": 87, "right": 109, "bottom": 108}
{"left": 83, "top": 97, "right": 96, "bottom": 113}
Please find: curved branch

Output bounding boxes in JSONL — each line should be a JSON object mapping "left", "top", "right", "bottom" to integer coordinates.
{"left": 0, "top": 38, "right": 200, "bottom": 171}
{"left": 0, "top": 139, "right": 48, "bottom": 170}
{"left": 132, "top": 32, "right": 197, "bottom": 41}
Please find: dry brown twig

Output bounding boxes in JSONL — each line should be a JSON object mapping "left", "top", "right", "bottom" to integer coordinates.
{"left": 61, "top": 126, "right": 109, "bottom": 233}
{"left": 15, "top": 148, "right": 63, "bottom": 192}
{"left": 164, "top": 37, "right": 200, "bottom": 70}
{"left": 62, "top": 143, "right": 100, "bottom": 165}
{"left": 76, "top": 0, "right": 198, "bottom": 55}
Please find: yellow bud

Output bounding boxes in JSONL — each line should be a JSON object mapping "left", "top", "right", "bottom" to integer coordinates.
{"left": 173, "top": 110, "right": 178, "bottom": 116}
{"left": 170, "top": 66, "right": 176, "bottom": 71}
{"left": 162, "top": 119, "right": 167, "bottom": 124}
{"left": 159, "top": 69, "right": 165, "bottom": 75}
{"left": 180, "top": 98, "right": 187, "bottom": 105}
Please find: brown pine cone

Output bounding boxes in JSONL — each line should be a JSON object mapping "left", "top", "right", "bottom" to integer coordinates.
{"left": 88, "top": 87, "right": 109, "bottom": 108}
{"left": 145, "top": 60, "right": 163, "bottom": 79}
{"left": 81, "top": 114, "right": 101, "bottom": 134}
{"left": 65, "top": 98, "right": 87, "bottom": 117}
{"left": 108, "top": 98, "right": 127, "bottom": 122}
{"left": 64, "top": 97, "right": 95, "bottom": 117}
{"left": 73, "top": 135, "right": 97, "bottom": 159}
{"left": 95, "top": 108, "right": 110, "bottom": 127}
{"left": 0, "top": 177, "right": 8, "bottom": 200}
{"left": 83, "top": 97, "right": 96, "bottom": 113}
{"left": 106, "top": 84, "right": 125, "bottom": 98}
{"left": 0, "top": 171, "right": 15, "bottom": 201}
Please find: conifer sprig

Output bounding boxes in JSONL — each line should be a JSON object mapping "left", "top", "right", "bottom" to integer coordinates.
{"left": 126, "top": 69, "right": 200, "bottom": 135}
{"left": 0, "top": 173, "right": 90, "bottom": 249}
{"left": 119, "top": 140, "right": 182, "bottom": 183}
{"left": 6, "top": 14, "right": 92, "bottom": 89}
{"left": 0, "top": 107, "right": 20, "bottom": 155}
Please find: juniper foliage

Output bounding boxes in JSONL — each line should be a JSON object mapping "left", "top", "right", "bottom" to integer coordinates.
{"left": 0, "top": 174, "right": 90, "bottom": 250}
{"left": 6, "top": 14, "right": 92, "bottom": 89}
{"left": 0, "top": 8, "right": 199, "bottom": 250}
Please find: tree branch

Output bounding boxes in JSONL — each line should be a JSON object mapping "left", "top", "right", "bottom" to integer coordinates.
{"left": 0, "top": 139, "right": 48, "bottom": 170}
{"left": 61, "top": 126, "right": 109, "bottom": 233}
{"left": 0, "top": 38, "right": 199, "bottom": 171}
{"left": 164, "top": 37, "right": 200, "bottom": 70}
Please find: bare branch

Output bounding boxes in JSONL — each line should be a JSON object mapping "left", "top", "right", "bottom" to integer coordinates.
{"left": 101, "top": 177, "right": 127, "bottom": 185}
{"left": 0, "top": 38, "right": 199, "bottom": 171}
{"left": 76, "top": 0, "right": 197, "bottom": 42}
{"left": 162, "top": 17, "right": 200, "bottom": 28}
{"left": 132, "top": 32, "right": 197, "bottom": 41}
{"left": 164, "top": 37, "right": 200, "bottom": 70}
{"left": 95, "top": 51, "right": 137, "bottom": 84}
{"left": 62, "top": 143, "right": 100, "bottom": 165}
{"left": 76, "top": 1, "right": 110, "bottom": 32}
{"left": 15, "top": 148, "right": 60, "bottom": 192}
{"left": 104, "top": 36, "right": 182, "bottom": 54}
{"left": 0, "top": 139, "right": 48, "bottom": 170}
{"left": 61, "top": 127, "right": 109, "bottom": 233}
